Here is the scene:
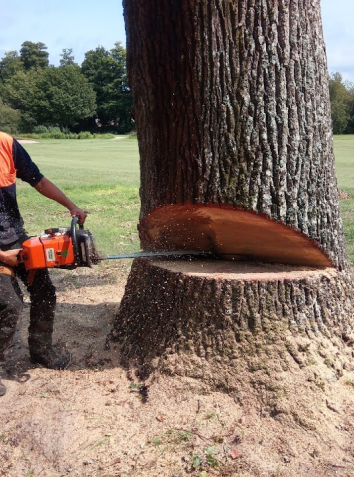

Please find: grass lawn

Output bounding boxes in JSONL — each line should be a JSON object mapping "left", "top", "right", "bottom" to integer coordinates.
{"left": 17, "top": 137, "right": 140, "bottom": 256}
{"left": 334, "top": 135, "right": 354, "bottom": 263}
{"left": 17, "top": 135, "right": 354, "bottom": 263}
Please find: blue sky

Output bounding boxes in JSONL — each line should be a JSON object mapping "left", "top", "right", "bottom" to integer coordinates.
{"left": 0, "top": 0, "right": 126, "bottom": 65}
{"left": 0, "top": 0, "right": 353, "bottom": 82}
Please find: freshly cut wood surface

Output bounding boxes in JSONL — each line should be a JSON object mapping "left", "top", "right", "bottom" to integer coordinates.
{"left": 155, "top": 259, "right": 336, "bottom": 281}
{"left": 141, "top": 204, "right": 333, "bottom": 267}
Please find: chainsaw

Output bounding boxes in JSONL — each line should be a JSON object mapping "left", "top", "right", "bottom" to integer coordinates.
{"left": 19, "top": 217, "right": 212, "bottom": 270}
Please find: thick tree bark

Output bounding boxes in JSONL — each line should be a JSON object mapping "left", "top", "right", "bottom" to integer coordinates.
{"left": 124, "top": 0, "right": 347, "bottom": 269}
{"left": 110, "top": 258, "right": 354, "bottom": 384}
{"left": 110, "top": 0, "right": 353, "bottom": 384}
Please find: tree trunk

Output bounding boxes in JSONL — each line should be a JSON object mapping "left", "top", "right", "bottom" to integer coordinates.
{"left": 110, "top": 0, "right": 354, "bottom": 386}
{"left": 111, "top": 258, "right": 354, "bottom": 385}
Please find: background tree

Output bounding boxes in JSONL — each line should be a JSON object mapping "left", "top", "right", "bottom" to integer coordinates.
{"left": 1, "top": 70, "right": 38, "bottom": 131}
{"left": 0, "top": 51, "right": 24, "bottom": 87}
{"left": 342, "top": 80, "right": 354, "bottom": 134}
{"left": 329, "top": 72, "right": 353, "bottom": 134}
{"left": 81, "top": 42, "right": 133, "bottom": 132}
{"left": 59, "top": 48, "right": 77, "bottom": 67}
{"left": 20, "top": 41, "right": 49, "bottom": 70}
{"left": 110, "top": 0, "right": 354, "bottom": 396}
{"left": 0, "top": 98, "right": 21, "bottom": 134}
{"left": 0, "top": 40, "right": 133, "bottom": 134}
{"left": 31, "top": 66, "right": 96, "bottom": 130}
{"left": 2, "top": 66, "right": 96, "bottom": 131}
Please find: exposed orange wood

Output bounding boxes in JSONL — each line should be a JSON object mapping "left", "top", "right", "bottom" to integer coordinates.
{"left": 140, "top": 204, "right": 333, "bottom": 267}
{"left": 154, "top": 259, "right": 337, "bottom": 281}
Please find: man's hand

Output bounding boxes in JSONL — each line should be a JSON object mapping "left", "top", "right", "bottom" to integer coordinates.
{"left": 70, "top": 208, "right": 88, "bottom": 225}
{"left": 0, "top": 249, "right": 21, "bottom": 267}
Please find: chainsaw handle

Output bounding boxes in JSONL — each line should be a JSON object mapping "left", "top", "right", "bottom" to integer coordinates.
{"left": 71, "top": 216, "right": 83, "bottom": 264}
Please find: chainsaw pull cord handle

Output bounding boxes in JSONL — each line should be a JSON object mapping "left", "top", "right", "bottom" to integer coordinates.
{"left": 71, "top": 216, "right": 84, "bottom": 265}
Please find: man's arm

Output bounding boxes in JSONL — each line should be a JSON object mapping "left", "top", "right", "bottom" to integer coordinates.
{"left": 13, "top": 139, "right": 87, "bottom": 224}
{"left": 34, "top": 177, "right": 87, "bottom": 224}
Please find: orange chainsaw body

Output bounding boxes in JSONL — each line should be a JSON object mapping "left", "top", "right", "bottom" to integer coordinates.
{"left": 21, "top": 234, "right": 76, "bottom": 270}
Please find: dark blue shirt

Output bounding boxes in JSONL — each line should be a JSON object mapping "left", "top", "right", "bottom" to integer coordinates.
{"left": 0, "top": 132, "right": 43, "bottom": 245}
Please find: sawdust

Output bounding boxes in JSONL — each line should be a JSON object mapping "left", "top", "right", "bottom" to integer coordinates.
{"left": 1, "top": 261, "right": 354, "bottom": 477}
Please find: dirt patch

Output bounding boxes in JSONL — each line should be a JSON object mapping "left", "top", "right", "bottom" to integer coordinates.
{"left": 339, "top": 189, "right": 352, "bottom": 200}
{"left": 1, "top": 261, "right": 354, "bottom": 476}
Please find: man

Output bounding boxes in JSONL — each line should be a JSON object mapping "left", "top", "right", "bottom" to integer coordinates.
{"left": 0, "top": 131, "right": 87, "bottom": 397}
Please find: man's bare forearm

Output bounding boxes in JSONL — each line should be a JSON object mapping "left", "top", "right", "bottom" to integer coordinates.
{"left": 34, "top": 177, "right": 87, "bottom": 223}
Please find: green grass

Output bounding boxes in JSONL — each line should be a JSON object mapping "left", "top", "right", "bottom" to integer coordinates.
{"left": 17, "top": 137, "right": 140, "bottom": 255}
{"left": 17, "top": 135, "right": 354, "bottom": 263}
{"left": 334, "top": 135, "right": 354, "bottom": 263}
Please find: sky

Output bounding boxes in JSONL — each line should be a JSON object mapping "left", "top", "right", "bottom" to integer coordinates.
{"left": 0, "top": 0, "right": 353, "bottom": 82}
{"left": 0, "top": 0, "right": 127, "bottom": 65}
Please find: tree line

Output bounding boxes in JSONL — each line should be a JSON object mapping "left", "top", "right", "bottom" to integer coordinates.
{"left": 0, "top": 41, "right": 353, "bottom": 136}
{"left": 0, "top": 41, "right": 133, "bottom": 135}
{"left": 329, "top": 72, "right": 354, "bottom": 134}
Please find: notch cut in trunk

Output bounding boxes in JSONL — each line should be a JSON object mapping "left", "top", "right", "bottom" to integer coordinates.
{"left": 139, "top": 204, "right": 333, "bottom": 268}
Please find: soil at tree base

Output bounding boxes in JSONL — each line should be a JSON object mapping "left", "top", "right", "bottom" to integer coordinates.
{"left": 1, "top": 262, "right": 354, "bottom": 476}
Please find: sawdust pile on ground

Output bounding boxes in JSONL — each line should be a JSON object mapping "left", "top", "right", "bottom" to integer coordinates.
{"left": 1, "top": 262, "right": 354, "bottom": 477}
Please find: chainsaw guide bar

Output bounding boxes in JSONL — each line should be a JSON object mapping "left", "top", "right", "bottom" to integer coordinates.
{"left": 102, "top": 251, "right": 213, "bottom": 260}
